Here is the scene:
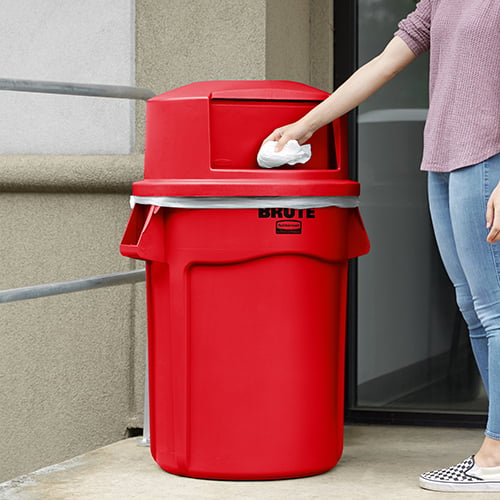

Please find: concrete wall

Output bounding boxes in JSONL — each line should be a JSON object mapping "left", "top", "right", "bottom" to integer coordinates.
{"left": 0, "top": 0, "right": 135, "bottom": 154}
{"left": 266, "top": 0, "right": 333, "bottom": 92}
{"left": 0, "top": 0, "right": 333, "bottom": 482}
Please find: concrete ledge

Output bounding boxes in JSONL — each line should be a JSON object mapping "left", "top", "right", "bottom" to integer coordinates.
{"left": 0, "top": 154, "right": 144, "bottom": 193}
{"left": 0, "top": 425, "right": 489, "bottom": 499}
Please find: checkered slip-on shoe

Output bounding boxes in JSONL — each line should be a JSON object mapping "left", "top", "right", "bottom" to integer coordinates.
{"left": 420, "top": 456, "right": 500, "bottom": 492}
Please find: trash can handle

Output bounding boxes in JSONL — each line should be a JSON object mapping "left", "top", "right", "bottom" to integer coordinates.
{"left": 120, "top": 205, "right": 165, "bottom": 261}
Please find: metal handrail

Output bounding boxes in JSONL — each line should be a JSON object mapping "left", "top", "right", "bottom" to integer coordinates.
{"left": 0, "top": 78, "right": 152, "bottom": 301}
{"left": 0, "top": 79, "right": 150, "bottom": 301}
{"left": 0, "top": 269, "right": 145, "bottom": 303}
{"left": 0, "top": 78, "right": 155, "bottom": 101}
{"left": 0, "top": 268, "right": 150, "bottom": 447}
{"left": 0, "top": 269, "right": 150, "bottom": 446}
{"left": 0, "top": 77, "right": 153, "bottom": 445}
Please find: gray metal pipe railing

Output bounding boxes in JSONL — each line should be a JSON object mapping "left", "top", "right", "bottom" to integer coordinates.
{"left": 0, "top": 78, "right": 155, "bottom": 101}
{"left": 0, "top": 78, "right": 152, "bottom": 300}
{"left": 0, "top": 79, "right": 151, "bottom": 302}
{"left": 0, "top": 268, "right": 149, "bottom": 447}
{"left": 0, "top": 268, "right": 150, "bottom": 447}
{"left": 0, "top": 77, "right": 153, "bottom": 445}
{"left": 0, "top": 269, "right": 146, "bottom": 304}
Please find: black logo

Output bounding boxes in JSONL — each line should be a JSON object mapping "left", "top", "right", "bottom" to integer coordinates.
{"left": 257, "top": 208, "right": 315, "bottom": 219}
{"left": 276, "top": 220, "right": 302, "bottom": 234}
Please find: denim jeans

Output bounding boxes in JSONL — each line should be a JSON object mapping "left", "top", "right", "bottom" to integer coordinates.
{"left": 428, "top": 152, "right": 500, "bottom": 440}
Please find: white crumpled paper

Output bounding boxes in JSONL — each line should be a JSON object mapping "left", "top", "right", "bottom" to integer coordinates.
{"left": 257, "top": 140, "right": 312, "bottom": 168}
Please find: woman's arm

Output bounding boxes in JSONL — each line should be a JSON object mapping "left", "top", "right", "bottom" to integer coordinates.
{"left": 267, "top": 36, "right": 418, "bottom": 151}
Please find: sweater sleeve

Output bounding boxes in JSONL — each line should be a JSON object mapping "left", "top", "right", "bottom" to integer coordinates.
{"left": 394, "top": 0, "right": 432, "bottom": 56}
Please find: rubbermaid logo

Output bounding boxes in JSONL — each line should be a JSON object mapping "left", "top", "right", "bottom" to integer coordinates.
{"left": 276, "top": 220, "right": 302, "bottom": 234}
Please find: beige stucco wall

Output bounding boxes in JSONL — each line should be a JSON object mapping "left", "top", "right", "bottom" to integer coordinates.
{"left": 0, "top": 164, "right": 147, "bottom": 483}
{"left": 0, "top": 0, "right": 333, "bottom": 483}
{"left": 266, "top": 0, "right": 334, "bottom": 91}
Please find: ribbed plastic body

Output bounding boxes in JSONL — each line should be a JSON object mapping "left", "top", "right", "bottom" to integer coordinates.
{"left": 120, "top": 81, "right": 370, "bottom": 480}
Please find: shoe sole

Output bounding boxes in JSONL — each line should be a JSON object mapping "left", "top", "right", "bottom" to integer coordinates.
{"left": 420, "top": 476, "right": 500, "bottom": 492}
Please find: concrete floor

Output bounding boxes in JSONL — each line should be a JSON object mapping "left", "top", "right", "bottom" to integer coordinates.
{"left": 0, "top": 424, "right": 494, "bottom": 499}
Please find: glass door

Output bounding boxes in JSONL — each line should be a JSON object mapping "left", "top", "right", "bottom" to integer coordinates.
{"left": 338, "top": 0, "right": 488, "bottom": 425}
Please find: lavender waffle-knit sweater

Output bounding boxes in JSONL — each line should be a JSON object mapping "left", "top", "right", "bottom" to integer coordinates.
{"left": 395, "top": 0, "right": 500, "bottom": 172}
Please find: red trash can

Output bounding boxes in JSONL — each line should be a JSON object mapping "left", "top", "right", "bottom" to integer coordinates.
{"left": 120, "top": 81, "right": 369, "bottom": 480}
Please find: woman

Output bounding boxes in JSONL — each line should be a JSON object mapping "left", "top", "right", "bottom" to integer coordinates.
{"left": 264, "top": 0, "right": 500, "bottom": 492}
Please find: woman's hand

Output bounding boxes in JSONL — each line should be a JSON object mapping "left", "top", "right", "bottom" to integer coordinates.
{"left": 486, "top": 181, "right": 500, "bottom": 243}
{"left": 263, "top": 119, "right": 314, "bottom": 152}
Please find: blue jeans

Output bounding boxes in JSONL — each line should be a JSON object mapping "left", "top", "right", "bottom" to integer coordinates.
{"left": 428, "top": 152, "right": 500, "bottom": 440}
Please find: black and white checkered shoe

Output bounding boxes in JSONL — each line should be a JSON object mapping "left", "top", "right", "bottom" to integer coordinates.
{"left": 420, "top": 456, "right": 500, "bottom": 492}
